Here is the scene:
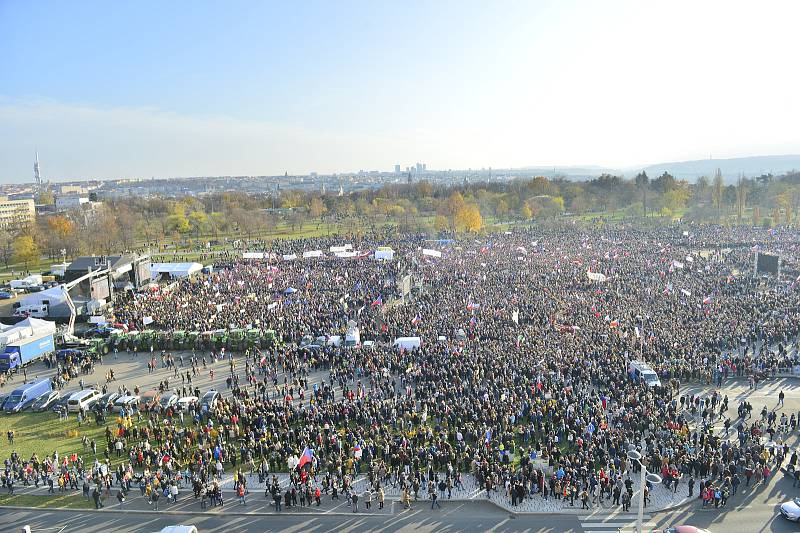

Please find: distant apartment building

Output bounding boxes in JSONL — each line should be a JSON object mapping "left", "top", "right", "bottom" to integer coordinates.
{"left": 0, "top": 197, "right": 35, "bottom": 228}
{"left": 394, "top": 164, "right": 401, "bottom": 173}
{"left": 55, "top": 195, "right": 89, "bottom": 211}
{"left": 57, "top": 185, "right": 88, "bottom": 195}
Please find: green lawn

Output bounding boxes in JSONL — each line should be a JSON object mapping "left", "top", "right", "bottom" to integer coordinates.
{"left": 0, "top": 411, "right": 114, "bottom": 465}
{"left": 0, "top": 492, "right": 94, "bottom": 509}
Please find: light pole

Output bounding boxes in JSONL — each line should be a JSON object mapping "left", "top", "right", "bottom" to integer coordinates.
{"left": 627, "top": 447, "right": 662, "bottom": 533}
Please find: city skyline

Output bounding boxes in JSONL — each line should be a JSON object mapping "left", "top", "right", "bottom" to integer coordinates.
{"left": 2, "top": 1, "right": 799, "bottom": 183}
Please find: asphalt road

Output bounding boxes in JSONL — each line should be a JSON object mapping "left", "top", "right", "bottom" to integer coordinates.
{"left": 3, "top": 495, "right": 800, "bottom": 533}
{"left": 0, "top": 500, "right": 579, "bottom": 533}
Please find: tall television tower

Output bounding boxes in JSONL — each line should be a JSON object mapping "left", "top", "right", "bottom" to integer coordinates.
{"left": 34, "top": 151, "right": 42, "bottom": 188}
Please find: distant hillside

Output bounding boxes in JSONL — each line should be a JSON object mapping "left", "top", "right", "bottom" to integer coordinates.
{"left": 629, "top": 155, "right": 800, "bottom": 182}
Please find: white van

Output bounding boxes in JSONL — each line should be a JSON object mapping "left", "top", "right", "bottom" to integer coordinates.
{"left": 393, "top": 337, "right": 422, "bottom": 351}
{"left": 14, "top": 304, "right": 49, "bottom": 318}
{"left": 157, "top": 526, "right": 199, "bottom": 533}
{"left": 68, "top": 389, "right": 101, "bottom": 412}
{"left": 629, "top": 360, "right": 661, "bottom": 388}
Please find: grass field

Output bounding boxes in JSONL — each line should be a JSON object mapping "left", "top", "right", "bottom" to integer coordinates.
{"left": 0, "top": 410, "right": 113, "bottom": 465}
{"left": 0, "top": 492, "right": 94, "bottom": 509}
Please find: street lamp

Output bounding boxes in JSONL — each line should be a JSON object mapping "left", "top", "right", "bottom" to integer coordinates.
{"left": 627, "top": 447, "right": 662, "bottom": 533}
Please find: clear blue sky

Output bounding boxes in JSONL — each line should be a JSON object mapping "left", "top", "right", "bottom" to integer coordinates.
{"left": 1, "top": 0, "right": 798, "bottom": 181}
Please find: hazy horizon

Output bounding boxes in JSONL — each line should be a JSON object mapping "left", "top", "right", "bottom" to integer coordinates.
{"left": 2, "top": 1, "right": 799, "bottom": 183}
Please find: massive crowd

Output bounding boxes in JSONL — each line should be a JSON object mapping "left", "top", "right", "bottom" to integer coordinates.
{"left": 4, "top": 223, "right": 800, "bottom": 512}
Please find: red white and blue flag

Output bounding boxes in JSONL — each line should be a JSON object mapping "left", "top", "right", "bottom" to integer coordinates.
{"left": 371, "top": 295, "right": 383, "bottom": 307}
{"left": 298, "top": 447, "right": 314, "bottom": 470}
{"left": 411, "top": 314, "right": 421, "bottom": 326}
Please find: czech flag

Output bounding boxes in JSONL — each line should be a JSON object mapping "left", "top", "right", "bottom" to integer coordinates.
{"left": 298, "top": 447, "right": 314, "bottom": 470}
{"left": 371, "top": 295, "right": 383, "bottom": 307}
{"left": 702, "top": 296, "right": 712, "bottom": 305}
{"left": 411, "top": 314, "right": 421, "bottom": 326}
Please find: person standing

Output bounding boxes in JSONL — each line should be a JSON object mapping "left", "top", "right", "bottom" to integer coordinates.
{"left": 430, "top": 489, "right": 441, "bottom": 509}
{"left": 92, "top": 487, "right": 103, "bottom": 509}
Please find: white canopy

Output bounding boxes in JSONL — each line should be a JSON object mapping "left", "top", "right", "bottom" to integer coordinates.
{"left": 150, "top": 262, "right": 203, "bottom": 279}
{"left": 19, "top": 285, "right": 68, "bottom": 309}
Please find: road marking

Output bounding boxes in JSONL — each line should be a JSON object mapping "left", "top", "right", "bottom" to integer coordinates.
{"left": 581, "top": 522, "right": 656, "bottom": 528}
{"left": 579, "top": 513, "right": 650, "bottom": 520}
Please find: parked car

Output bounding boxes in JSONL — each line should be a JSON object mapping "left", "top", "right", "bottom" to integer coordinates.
{"left": 52, "top": 391, "right": 76, "bottom": 413}
{"left": 112, "top": 395, "right": 140, "bottom": 413}
{"left": 139, "top": 390, "right": 161, "bottom": 411}
{"left": 83, "top": 326, "right": 120, "bottom": 338}
{"left": 175, "top": 396, "right": 198, "bottom": 411}
{"left": 781, "top": 498, "right": 800, "bottom": 522}
{"left": 97, "top": 392, "right": 120, "bottom": 411}
{"left": 3, "top": 379, "right": 53, "bottom": 413}
{"left": 32, "top": 390, "right": 60, "bottom": 412}
{"left": 200, "top": 389, "right": 220, "bottom": 410}
{"left": 24, "top": 285, "right": 45, "bottom": 293}
{"left": 0, "top": 291, "right": 13, "bottom": 299}
{"left": 159, "top": 393, "right": 179, "bottom": 410}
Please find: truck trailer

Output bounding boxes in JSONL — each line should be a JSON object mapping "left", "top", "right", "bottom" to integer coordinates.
{"left": 0, "top": 332, "right": 55, "bottom": 372}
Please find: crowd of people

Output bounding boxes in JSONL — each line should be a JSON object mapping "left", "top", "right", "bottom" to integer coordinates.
{"left": 4, "top": 223, "right": 800, "bottom": 513}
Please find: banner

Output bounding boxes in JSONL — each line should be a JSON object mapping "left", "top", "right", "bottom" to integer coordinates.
{"left": 142, "top": 316, "right": 154, "bottom": 325}
{"left": 422, "top": 249, "right": 442, "bottom": 258}
{"left": 586, "top": 271, "right": 607, "bottom": 282}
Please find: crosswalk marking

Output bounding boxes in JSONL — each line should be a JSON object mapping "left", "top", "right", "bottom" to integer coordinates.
{"left": 578, "top": 513, "right": 654, "bottom": 531}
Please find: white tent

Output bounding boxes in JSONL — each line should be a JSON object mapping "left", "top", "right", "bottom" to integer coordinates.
{"left": 18, "top": 285, "right": 68, "bottom": 310}
{"left": 17, "top": 317, "right": 57, "bottom": 335}
{"left": 150, "top": 262, "right": 203, "bottom": 280}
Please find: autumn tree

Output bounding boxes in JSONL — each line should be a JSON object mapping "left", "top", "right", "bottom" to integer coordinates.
{"left": 712, "top": 169, "right": 724, "bottom": 220}
{"left": 309, "top": 197, "right": 327, "bottom": 219}
{"left": 635, "top": 172, "right": 650, "bottom": 217}
{"left": 13, "top": 235, "right": 39, "bottom": 270}
{"left": 735, "top": 175, "right": 747, "bottom": 223}
{"left": 454, "top": 204, "right": 483, "bottom": 233}
{"left": 188, "top": 210, "right": 208, "bottom": 237}
{"left": 0, "top": 228, "right": 14, "bottom": 268}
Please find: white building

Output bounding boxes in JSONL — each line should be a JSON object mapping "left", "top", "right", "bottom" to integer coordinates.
{"left": 55, "top": 196, "right": 89, "bottom": 211}
{"left": 0, "top": 197, "right": 35, "bottom": 228}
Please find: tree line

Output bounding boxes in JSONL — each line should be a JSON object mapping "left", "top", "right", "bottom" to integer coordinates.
{"left": 2, "top": 169, "right": 798, "bottom": 271}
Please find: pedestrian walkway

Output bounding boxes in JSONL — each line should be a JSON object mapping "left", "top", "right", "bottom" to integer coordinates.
{"left": 9, "top": 470, "right": 692, "bottom": 516}
{"left": 577, "top": 512, "right": 654, "bottom": 532}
